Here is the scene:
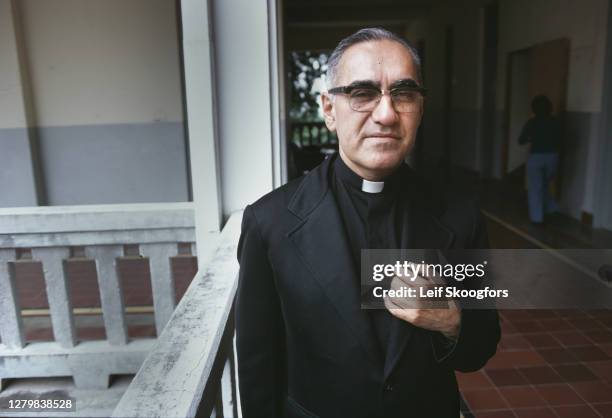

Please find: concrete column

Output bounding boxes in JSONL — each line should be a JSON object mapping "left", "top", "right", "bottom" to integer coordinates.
{"left": 268, "top": 0, "right": 288, "bottom": 188}
{"left": 0, "top": 0, "right": 44, "bottom": 207}
{"left": 212, "top": 0, "right": 277, "bottom": 216}
{"left": 180, "top": 0, "right": 223, "bottom": 267}
{"left": 180, "top": 0, "right": 280, "bottom": 266}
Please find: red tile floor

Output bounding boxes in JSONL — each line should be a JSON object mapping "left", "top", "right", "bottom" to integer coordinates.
{"left": 459, "top": 309, "right": 612, "bottom": 418}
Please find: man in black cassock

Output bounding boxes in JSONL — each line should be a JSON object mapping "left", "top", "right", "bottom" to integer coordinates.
{"left": 235, "top": 27, "right": 500, "bottom": 418}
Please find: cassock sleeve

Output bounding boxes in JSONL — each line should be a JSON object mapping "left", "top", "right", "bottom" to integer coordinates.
{"left": 236, "top": 205, "right": 286, "bottom": 417}
{"left": 431, "top": 205, "right": 501, "bottom": 372}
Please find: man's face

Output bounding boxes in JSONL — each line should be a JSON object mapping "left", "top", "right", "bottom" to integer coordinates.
{"left": 322, "top": 40, "right": 423, "bottom": 180}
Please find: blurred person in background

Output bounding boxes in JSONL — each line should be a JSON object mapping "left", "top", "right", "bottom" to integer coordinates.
{"left": 519, "top": 95, "right": 562, "bottom": 224}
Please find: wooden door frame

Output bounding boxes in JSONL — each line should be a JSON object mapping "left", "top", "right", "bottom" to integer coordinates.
{"left": 501, "top": 47, "right": 531, "bottom": 178}
{"left": 501, "top": 40, "right": 570, "bottom": 183}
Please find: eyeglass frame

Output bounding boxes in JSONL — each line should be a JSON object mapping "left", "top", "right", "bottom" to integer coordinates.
{"left": 327, "top": 80, "right": 427, "bottom": 113}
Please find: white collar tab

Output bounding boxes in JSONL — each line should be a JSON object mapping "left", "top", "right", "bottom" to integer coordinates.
{"left": 361, "top": 179, "right": 384, "bottom": 193}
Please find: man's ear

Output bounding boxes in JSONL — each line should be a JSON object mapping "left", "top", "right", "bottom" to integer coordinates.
{"left": 321, "top": 92, "right": 336, "bottom": 132}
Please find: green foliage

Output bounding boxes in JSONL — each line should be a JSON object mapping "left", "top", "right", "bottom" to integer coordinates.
{"left": 288, "top": 51, "right": 330, "bottom": 122}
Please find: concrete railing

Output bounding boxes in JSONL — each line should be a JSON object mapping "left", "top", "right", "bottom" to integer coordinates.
{"left": 112, "top": 211, "right": 242, "bottom": 418}
{"left": 0, "top": 202, "right": 196, "bottom": 390}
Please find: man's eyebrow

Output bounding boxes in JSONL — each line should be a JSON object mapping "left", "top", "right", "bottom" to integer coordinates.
{"left": 390, "top": 78, "right": 420, "bottom": 89}
{"left": 346, "top": 80, "right": 381, "bottom": 89}
{"left": 345, "top": 79, "right": 421, "bottom": 89}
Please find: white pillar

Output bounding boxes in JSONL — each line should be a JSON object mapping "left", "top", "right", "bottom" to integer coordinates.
{"left": 181, "top": 0, "right": 224, "bottom": 267}
{"left": 211, "top": 0, "right": 278, "bottom": 217}
{"left": 180, "top": 0, "right": 281, "bottom": 266}
{"left": 268, "top": 0, "right": 288, "bottom": 188}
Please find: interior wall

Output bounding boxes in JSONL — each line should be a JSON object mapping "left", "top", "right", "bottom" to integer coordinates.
{"left": 19, "top": 0, "right": 184, "bottom": 126}
{"left": 506, "top": 51, "right": 532, "bottom": 174}
{"left": 495, "top": 0, "right": 610, "bottom": 220}
{"left": 422, "top": 6, "right": 484, "bottom": 171}
{"left": 594, "top": 0, "right": 612, "bottom": 230}
{"left": 0, "top": 0, "right": 189, "bottom": 206}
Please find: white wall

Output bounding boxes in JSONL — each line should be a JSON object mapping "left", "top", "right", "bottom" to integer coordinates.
{"left": 18, "top": 0, "right": 183, "bottom": 127}
{"left": 0, "top": 0, "right": 190, "bottom": 207}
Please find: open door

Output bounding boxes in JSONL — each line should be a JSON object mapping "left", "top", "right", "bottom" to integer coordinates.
{"left": 503, "top": 39, "right": 569, "bottom": 196}
{"left": 529, "top": 39, "right": 569, "bottom": 116}
{"left": 529, "top": 39, "right": 569, "bottom": 199}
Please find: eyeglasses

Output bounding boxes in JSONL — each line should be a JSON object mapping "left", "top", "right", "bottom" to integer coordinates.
{"left": 327, "top": 84, "right": 427, "bottom": 113}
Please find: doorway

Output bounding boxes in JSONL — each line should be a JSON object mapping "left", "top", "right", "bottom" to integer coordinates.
{"left": 502, "top": 39, "right": 569, "bottom": 194}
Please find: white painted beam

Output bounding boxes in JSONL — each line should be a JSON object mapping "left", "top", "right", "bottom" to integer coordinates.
{"left": 181, "top": 0, "right": 223, "bottom": 268}
{"left": 0, "top": 339, "right": 154, "bottom": 390}
{"left": 212, "top": 0, "right": 276, "bottom": 217}
{"left": 0, "top": 202, "right": 194, "bottom": 234}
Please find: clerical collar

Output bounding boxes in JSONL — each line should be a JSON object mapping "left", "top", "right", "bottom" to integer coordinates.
{"left": 361, "top": 179, "right": 384, "bottom": 193}
{"left": 334, "top": 154, "right": 400, "bottom": 194}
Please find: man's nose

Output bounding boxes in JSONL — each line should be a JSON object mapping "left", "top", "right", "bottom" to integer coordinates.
{"left": 371, "top": 94, "right": 399, "bottom": 125}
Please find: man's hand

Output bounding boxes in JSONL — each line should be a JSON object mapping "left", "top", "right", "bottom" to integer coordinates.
{"left": 383, "top": 268, "right": 461, "bottom": 339}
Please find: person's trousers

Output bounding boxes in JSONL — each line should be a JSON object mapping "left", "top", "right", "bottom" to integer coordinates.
{"left": 526, "top": 153, "right": 560, "bottom": 223}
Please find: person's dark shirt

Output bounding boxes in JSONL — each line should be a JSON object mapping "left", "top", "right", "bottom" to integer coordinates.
{"left": 518, "top": 115, "right": 561, "bottom": 153}
{"left": 330, "top": 155, "right": 406, "bottom": 359}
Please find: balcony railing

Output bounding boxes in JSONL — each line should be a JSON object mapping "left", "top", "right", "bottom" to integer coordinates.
{"left": 290, "top": 121, "right": 338, "bottom": 148}
{"left": 0, "top": 203, "right": 196, "bottom": 390}
{"left": 112, "top": 211, "right": 242, "bottom": 418}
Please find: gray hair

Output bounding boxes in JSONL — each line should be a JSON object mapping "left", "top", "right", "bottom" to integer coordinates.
{"left": 326, "top": 27, "right": 423, "bottom": 88}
